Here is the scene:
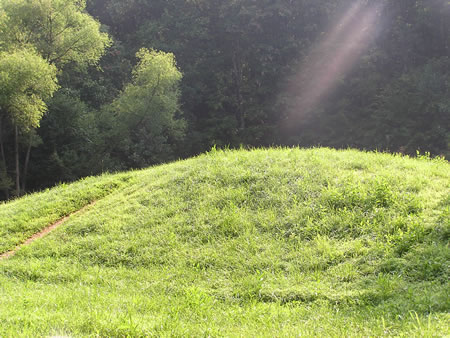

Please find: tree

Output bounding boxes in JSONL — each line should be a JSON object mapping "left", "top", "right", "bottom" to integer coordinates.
{"left": 0, "top": 0, "right": 110, "bottom": 197}
{"left": 0, "top": 49, "right": 58, "bottom": 196}
{"left": 110, "top": 48, "right": 185, "bottom": 167}
{"left": 371, "top": 57, "right": 450, "bottom": 156}
{"left": 0, "top": 0, "right": 110, "bottom": 67}
{"left": 112, "top": 0, "right": 327, "bottom": 151}
{"left": 278, "top": 0, "right": 449, "bottom": 157}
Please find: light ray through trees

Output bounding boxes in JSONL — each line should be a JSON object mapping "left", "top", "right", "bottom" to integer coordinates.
{"left": 285, "top": 1, "right": 384, "bottom": 124}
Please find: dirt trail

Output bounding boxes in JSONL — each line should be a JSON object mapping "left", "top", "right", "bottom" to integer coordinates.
{"left": 0, "top": 202, "right": 96, "bottom": 260}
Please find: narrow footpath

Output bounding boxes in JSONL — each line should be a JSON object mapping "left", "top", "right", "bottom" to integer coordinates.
{"left": 0, "top": 202, "right": 96, "bottom": 260}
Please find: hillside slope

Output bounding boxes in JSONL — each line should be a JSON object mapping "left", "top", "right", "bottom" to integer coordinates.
{"left": 0, "top": 148, "right": 449, "bottom": 336}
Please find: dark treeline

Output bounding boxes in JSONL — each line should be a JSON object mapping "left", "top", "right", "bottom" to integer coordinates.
{"left": 0, "top": 0, "right": 449, "bottom": 199}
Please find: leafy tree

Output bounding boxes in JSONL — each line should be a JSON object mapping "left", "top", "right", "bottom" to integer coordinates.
{"left": 114, "top": 0, "right": 329, "bottom": 152}
{"left": 0, "top": 0, "right": 110, "bottom": 197}
{"left": 0, "top": 49, "right": 58, "bottom": 196}
{"left": 109, "top": 48, "right": 185, "bottom": 167}
{"left": 0, "top": 0, "right": 110, "bottom": 67}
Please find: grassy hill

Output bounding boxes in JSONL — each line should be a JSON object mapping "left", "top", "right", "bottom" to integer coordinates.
{"left": 0, "top": 148, "right": 448, "bottom": 337}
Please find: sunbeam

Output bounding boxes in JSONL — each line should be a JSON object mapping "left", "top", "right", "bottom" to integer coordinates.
{"left": 284, "top": 1, "right": 384, "bottom": 125}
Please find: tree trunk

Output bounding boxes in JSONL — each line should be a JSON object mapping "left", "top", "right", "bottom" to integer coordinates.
{"left": 22, "top": 134, "right": 32, "bottom": 193}
{"left": 14, "top": 125, "right": 20, "bottom": 197}
{"left": 0, "top": 117, "right": 9, "bottom": 199}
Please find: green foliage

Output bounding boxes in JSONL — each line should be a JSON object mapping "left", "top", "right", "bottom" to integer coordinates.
{"left": 29, "top": 90, "right": 105, "bottom": 186}
{"left": 86, "top": 0, "right": 449, "bottom": 158}
{"left": 0, "top": 0, "right": 111, "bottom": 66}
{"left": 0, "top": 148, "right": 448, "bottom": 335}
{"left": 110, "top": 48, "right": 185, "bottom": 167}
{"left": 104, "top": 0, "right": 323, "bottom": 151}
{"left": 1, "top": 0, "right": 448, "bottom": 196}
{"left": 115, "top": 48, "right": 182, "bottom": 127}
{"left": 372, "top": 57, "right": 450, "bottom": 156}
{"left": 0, "top": 167, "right": 12, "bottom": 191}
{"left": 0, "top": 0, "right": 111, "bottom": 198}
{"left": 285, "top": 0, "right": 450, "bottom": 156}
{"left": 0, "top": 49, "right": 58, "bottom": 130}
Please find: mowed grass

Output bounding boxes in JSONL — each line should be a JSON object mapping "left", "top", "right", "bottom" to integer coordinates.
{"left": 0, "top": 148, "right": 448, "bottom": 337}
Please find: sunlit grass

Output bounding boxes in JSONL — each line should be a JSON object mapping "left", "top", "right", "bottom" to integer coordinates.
{"left": 0, "top": 172, "right": 138, "bottom": 253}
{"left": 0, "top": 148, "right": 449, "bottom": 336}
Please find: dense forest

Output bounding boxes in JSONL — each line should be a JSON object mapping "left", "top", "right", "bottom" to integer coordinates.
{"left": 0, "top": 0, "right": 449, "bottom": 198}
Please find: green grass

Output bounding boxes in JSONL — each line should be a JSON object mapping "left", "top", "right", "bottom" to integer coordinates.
{"left": 0, "top": 171, "right": 138, "bottom": 253}
{"left": 0, "top": 147, "right": 448, "bottom": 337}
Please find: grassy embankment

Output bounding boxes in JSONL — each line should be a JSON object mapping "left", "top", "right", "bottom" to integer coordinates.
{"left": 0, "top": 148, "right": 448, "bottom": 336}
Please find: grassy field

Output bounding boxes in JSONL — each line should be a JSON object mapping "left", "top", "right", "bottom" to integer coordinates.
{"left": 0, "top": 148, "right": 448, "bottom": 336}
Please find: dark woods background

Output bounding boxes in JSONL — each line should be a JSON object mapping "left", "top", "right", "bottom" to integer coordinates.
{"left": 1, "top": 0, "right": 449, "bottom": 199}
